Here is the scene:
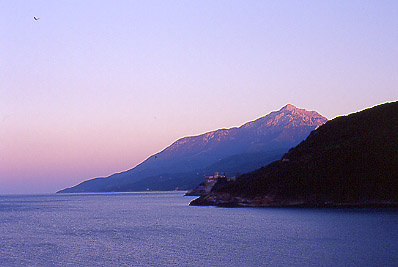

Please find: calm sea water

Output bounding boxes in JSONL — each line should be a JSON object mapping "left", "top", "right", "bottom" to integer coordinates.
{"left": 0, "top": 192, "right": 398, "bottom": 266}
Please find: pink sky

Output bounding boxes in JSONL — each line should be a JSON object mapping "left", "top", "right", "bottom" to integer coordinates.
{"left": 1, "top": 1, "right": 398, "bottom": 193}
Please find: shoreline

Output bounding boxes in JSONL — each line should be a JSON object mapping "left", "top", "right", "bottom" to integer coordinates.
{"left": 189, "top": 197, "right": 398, "bottom": 209}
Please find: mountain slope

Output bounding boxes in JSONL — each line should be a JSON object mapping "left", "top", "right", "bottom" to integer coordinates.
{"left": 191, "top": 101, "right": 398, "bottom": 207}
{"left": 58, "top": 104, "right": 327, "bottom": 193}
{"left": 99, "top": 149, "right": 287, "bottom": 192}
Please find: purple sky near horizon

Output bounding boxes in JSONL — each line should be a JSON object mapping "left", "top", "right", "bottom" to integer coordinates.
{"left": 1, "top": 1, "right": 398, "bottom": 194}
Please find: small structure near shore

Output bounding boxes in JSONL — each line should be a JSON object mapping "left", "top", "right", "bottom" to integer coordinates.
{"left": 205, "top": 172, "right": 226, "bottom": 184}
{"left": 185, "top": 172, "right": 227, "bottom": 196}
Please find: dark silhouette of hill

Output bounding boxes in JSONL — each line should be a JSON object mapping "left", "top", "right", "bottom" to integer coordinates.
{"left": 58, "top": 104, "right": 327, "bottom": 193}
{"left": 191, "top": 101, "right": 398, "bottom": 207}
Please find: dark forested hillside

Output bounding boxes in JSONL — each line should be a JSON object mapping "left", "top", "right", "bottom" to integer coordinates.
{"left": 191, "top": 101, "right": 398, "bottom": 207}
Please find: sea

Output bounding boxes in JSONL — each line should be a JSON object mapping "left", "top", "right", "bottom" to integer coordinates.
{"left": 1, "top": 192, "right": 398, "bottom": 266}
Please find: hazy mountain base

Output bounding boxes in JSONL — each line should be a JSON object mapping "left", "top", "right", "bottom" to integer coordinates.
{"left": 58, "top": 148, "right": 288, "bottom": 193}
{"left": 66, "top": 149, "right": 287, "bottom": 192}
{"left": 190, "top": 101, "right": 398, "bottom": 208}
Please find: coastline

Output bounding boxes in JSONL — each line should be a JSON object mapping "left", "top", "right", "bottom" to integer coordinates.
{"left": 189, "top": 195, "right": 398, "bottom": 209}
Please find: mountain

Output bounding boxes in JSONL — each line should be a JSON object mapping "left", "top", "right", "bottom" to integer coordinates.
{"left": 58, "top": 104, "right": 327, "bottom": 193}
{"left": 190, "top": 101, "right": 398, "bottom": 207}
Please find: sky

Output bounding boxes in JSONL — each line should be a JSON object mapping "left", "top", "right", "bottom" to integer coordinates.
{"left": 1, "top": 0, "right": 398, "bottom": 194}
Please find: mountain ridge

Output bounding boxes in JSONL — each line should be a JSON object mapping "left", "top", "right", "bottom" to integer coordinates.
{"left": 58, "top": 104, "right": 327, "bottom": 193}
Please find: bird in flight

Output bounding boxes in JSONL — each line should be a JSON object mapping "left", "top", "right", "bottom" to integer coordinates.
{"left": 33, "top": 17, "right": 40, "bottom": 20}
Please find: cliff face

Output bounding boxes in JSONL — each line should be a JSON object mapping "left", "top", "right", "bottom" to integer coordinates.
{"left": 58, "top": 104, "right": 327, "bottom": 193}
{"left": 191, "top": 101, "right": 398, "bottom": 207}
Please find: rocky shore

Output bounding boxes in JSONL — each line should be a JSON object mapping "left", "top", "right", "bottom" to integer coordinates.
{"left": 189, "top": 193, "right": 398, "bottom": 208}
